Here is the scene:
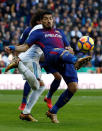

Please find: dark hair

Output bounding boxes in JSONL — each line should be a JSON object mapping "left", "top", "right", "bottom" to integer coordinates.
{"left": 41, "top": 10, "right": 53, "bottom": 19}
{"left": 30, "top": 9, "right": 44, "bottom": 27}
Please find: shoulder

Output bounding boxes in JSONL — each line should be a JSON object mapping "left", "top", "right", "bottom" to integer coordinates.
{"left": 29, "top": 24, "right": 43, "bottom": 35}
{"left": 30, "top": 29, "right": 43, "bottom": 35}
{"left": 56, "top": 29, "right": 64, "bottom": 34}
{"left": 24, "top": 26, "right": 32, "bottom": 34}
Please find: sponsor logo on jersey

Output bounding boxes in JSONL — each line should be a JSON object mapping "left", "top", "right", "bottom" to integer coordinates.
{"left": 45, "top": 33, "right": 62, "bottom": 38}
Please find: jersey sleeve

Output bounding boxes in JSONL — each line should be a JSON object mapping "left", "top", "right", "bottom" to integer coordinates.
{"left": 59, "top": 29, "right": 70, "bottom": 47}
{"left": 19, "top": 27, "right": 32, "bottom": 44}
{"left": 25, "top": 30, "right": 40, "bottom": 46}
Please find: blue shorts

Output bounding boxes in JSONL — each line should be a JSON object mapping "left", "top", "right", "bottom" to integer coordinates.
{"left": 40, "top": 61, "right": 58, "bottom": 74}
{"left": 46, "top": 48, "right": 78, "bottom": 84}
{"left": 47, "top": 48, "right": 64, "bottom": 65}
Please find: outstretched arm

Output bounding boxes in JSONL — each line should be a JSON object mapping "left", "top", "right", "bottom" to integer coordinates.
{"left": 5, "top": 44, "right": 29, "bottom": 53}
{"left": 5, "top": 30, "right": 40, "bottom": 53}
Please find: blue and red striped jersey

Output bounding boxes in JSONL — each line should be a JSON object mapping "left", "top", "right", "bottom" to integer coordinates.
{"left": 26, "top": 28, "right": 70, "bottom": 57}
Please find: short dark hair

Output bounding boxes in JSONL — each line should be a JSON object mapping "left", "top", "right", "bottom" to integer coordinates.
{"left": 41, "top": 10, "right": 53, "bottom": 19}
{"left": 30, "top": 9, "right": 44, "bottom": 27}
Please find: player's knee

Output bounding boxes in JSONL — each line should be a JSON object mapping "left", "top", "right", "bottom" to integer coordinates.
{"left": 67, "top": 82, "right": 78, "bottom": 93}
{"left": 53, "top": 72, "right": 62, "bottom": 81}
{"left": 38, "top": 79, "right": 45, "bottom": 86}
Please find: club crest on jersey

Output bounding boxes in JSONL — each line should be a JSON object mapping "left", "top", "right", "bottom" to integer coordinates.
{"left": 55, "top": 30, "right": 60, "bottom": 33}
{"left": 45, "top": 33, "right": 62, "bottom": 38}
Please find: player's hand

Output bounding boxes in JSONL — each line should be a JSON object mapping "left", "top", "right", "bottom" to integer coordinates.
{"left": 65, "top": 46, "right": 74, "bottom": 55}
{"left": 4, "top": 46, "right": 12, "bottom": 54}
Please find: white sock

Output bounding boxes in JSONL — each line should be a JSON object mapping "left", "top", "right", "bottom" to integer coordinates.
{"left": 23, "top": 86, "right": 45, "bottom": 114}
{"left": 18, "top": 61, "right": 39, "bottom": 90}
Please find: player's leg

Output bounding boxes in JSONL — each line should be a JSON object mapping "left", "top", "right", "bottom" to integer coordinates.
{"left": 18, "top": 61, "right": 40, "bottom": 90}
{"left": 44, "top": 72, "right": 61, "bottom": 109}
{"left": 18, "top": 59, "right": 40, "bottom": 110}
{"left": 18, "top": 81, "right": 31, "bottom": 111}
{"left": 60, "top": 51, "right": 92, "bottom": 69}
{"left": 46, "top": 72, "right": 61, "bottom": 99}
{"left": 19, "top": 80, "right": 45, "bottom": 122}
{"left": 5, "top": 57, "right": 40, "bottom": 90}
{"left": 46, "top": 81, "right": 78, "bottom": 123}
{"left": 48, "top": 82, "right": 77, "bottom": 114}
{"left": 49, "top": 48, "right": 92, "bottom": 69}
{"left": 46, "top": 64, "right": 78, "bottom": 123}
{"left": 19, "top": 60, "right": 46, "bottom": 122}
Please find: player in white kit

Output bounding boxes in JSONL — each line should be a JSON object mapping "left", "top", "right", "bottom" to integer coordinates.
{"left": 5, "top": 10, "right": 46, "bottom": 122}
{"left": 18, "top": 25, "right": 46, "bottom": 122}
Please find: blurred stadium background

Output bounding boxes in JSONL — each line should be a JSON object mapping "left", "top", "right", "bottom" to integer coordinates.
{"left": 0, "top": 0, "right": 102, "bottom": 131}
{"left": 0, "top": 0, "right": 102, "bottom": 89}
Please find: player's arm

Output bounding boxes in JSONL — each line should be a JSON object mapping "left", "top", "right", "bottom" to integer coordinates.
{"left": 5, "top": 44, "right": 29, "bottom": 53}
{"left": 5, "top": 27, "right": 32, "bottom": 53}
{"left": 5, "top": 30, "right": 39, "bottom": 53}
{"left": 19, "top": 27, "right": 32, "bottom": 44}
{"left": 15, "top": 44, "right": 29, "bottom": 52}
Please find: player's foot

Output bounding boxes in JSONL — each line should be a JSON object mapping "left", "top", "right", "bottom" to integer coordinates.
{"left": 19, "top": 112, "right": 38, "bottom": 122}
{"left": 44, "top": 97, "right": 53, "bottom": 109}
{"left": 74, "top": 56, "right": 92, "bottom": 70}
{"left": 46, "top": 110, "right": 59, "bottom": 123}
{"left": 18, "top": 103, "right": 26, "bottom": 111}
{"left": 5, "top": 56, "right": 20, "bottom": 72}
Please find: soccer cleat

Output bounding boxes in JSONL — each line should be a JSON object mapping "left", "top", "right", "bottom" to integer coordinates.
{"left": 5, "top": 56, "right": 19, "bottom": 72}
{"left": 44, "top": 97, "right": 53, "bottom": 109}
{"left": 46, "top": 110, "right": 59, "bottom": 123}
{"left": 19, "top": 112, "right": 38, "bottom": 122}
{"left": 18, "top": 103, "right": 26, "bottom": 111}
{"left": 74, "top": 56, "right": 92, "bottom": 70}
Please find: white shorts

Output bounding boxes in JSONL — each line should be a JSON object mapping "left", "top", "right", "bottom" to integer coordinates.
{"left": 22, "top": 59, "right": 41, "bottom": 80}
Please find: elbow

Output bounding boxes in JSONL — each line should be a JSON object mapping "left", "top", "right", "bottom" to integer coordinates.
{"left": 25, "top": 44, "right": 29, "bottom": 51}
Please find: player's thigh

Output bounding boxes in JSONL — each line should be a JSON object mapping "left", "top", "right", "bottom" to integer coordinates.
{"left": 32, "top": 61, "right": 41, "bottom": 79}
{"left": 44, "top": 65, "right": 62, "bottom": 80}
{"left": 52, "top": 72, "right": 62, "bottom": 80}
{"left": 24, "top": 60, "right": 34, "bottom": 72}
{"left": 24, "top": 60, "right": 42, "bottom": 79}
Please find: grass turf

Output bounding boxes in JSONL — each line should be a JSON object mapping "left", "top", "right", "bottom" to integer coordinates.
{"left": 0, "top": 89, "right": 102, "bottom": 131}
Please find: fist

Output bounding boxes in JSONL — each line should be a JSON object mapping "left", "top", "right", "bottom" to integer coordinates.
{"left": 4, "top": 46, "right": 12, "bottom": 53}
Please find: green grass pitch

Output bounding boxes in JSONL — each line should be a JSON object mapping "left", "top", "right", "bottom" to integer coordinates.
{"left": 0, "top": 89, "right": 102, "bottom": 131}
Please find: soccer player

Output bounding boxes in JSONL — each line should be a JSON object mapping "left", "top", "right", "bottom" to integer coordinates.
{"left": 5, "top": 10, "right": 91, "bottom": 123}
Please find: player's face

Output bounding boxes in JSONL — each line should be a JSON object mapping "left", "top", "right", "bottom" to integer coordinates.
{"left": 42, "top": 14, "right": 54, "bottom": 29}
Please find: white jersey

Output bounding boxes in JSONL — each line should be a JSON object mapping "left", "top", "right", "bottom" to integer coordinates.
{"left": 18, "top": 24, "right": 43, "bottom": 62}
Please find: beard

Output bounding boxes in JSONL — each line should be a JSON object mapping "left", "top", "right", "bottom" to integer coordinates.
{"left": 43, "top": 23, "right": 54, "bottom": 30}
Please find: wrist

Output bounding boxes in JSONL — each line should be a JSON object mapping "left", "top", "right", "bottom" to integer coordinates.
{"left": 9, "top": 45, "right": 15, "bottom": 50}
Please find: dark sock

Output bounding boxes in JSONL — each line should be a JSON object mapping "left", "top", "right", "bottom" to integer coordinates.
{"left": 47, "top": 79, "right": 61, "bottom": 99}
{"left": 50, "top": 89, "right": 73, "bottom": 114}
{"left": 22, "top": 81, "right": 31, "bottom": 104}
